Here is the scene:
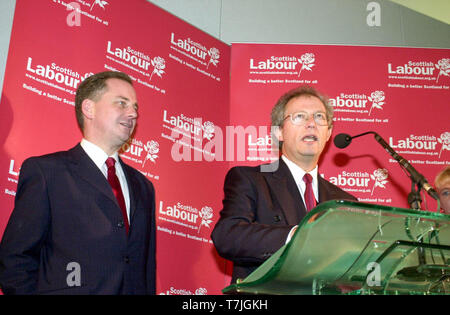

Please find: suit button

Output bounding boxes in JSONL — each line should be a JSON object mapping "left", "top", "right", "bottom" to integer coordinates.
{"left": 117, "top": 221, "right": 124, "bottom": 228}
{"left": 124, "top": 256, "right": 130, "bottom": 264}
{"left": 274, "top": 215, "right": 281, "bottom": 222}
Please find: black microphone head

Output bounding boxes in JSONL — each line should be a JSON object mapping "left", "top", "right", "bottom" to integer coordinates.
{"left": 334, "top": 133, "right": 352, "bottom": 149}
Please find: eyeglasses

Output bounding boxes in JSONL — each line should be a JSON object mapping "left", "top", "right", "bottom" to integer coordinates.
{"left": 283, "top": 111, "right": 329, "bottom": 126}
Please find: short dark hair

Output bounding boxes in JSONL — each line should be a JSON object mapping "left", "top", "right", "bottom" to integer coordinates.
{"left": 75, "top": 71, "right": 133, "bottom": 132}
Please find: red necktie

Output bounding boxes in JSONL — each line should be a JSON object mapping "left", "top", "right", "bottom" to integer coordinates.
{"left": 303, "top": 173, "right": 316, "bottom": 212}
{"left": 106, "top": 157, "right": 129, "bottom": 234}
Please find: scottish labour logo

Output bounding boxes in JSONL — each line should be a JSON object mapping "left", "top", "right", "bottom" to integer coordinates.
{"left": 297, "top": 53, "right": 315, "bottom": 77}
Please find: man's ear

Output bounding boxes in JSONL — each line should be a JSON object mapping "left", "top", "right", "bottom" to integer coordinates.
{"left": 274, "top": 125, "right": 283, "bottom": 142}
{"left": 326, "top": 126, "right": 333, "bottom": 142}
{"left": 81, "top": 99, "right": 95, "bottom": 120}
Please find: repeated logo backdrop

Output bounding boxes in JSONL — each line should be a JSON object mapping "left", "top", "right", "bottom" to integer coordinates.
{"left": 0, "top": 1, "right": 449, "bottom": 296}
{"left": 0, "top": 0, "right": 230, "bottom": 294}
{"left": 230, "top": 43, "right": 449, "bottom": 211}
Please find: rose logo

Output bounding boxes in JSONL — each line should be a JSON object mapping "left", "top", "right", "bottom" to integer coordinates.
{"left": 436, "top": 58, "right": 450, "bottom": 83}
{"left": 368, "top": 91, "right": 385, "bottom": 116}
{"left": 150, "top": 56, "right": 166, "bottom": 81}
{"left": 370, "top": 168, "right": 389, "bottom": 195}
{"left": 297, "top": 53, "right": 315, "bottom": 77}
{"left": 195, "top": 288, "right": 207, "bottom": 295}
{"left": 90, "top": 0, "right": 108, "bottom": 11}
{"left": 198, "top": 206, "right": 213, "bottom": 234}
{"left": 142, "top": 140, "right": 159, "bottom": 168}
{"left": 207, "top": 47, "right": 220, "bottom": 69}
{"left": 202, "top": 121, "right": 215, "bottom": 141}
{"left": 437, "top": 131, "right": 450, "bottom": 158}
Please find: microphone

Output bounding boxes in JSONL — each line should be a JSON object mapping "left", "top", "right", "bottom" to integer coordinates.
{"left": 334, "top": 132, "right": 439, "bottom": 201}
{"left": 334, "top": 131, "right": 375, "bottom": 149}
{"left": 334, "top": 133, "right": 352, "bottom": 148}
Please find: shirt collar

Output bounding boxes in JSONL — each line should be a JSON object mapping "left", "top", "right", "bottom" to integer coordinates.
{"left": 80, "top": 139, "right": 120, "bottom": 168}
{"left": 281, "top": 155, "right": 318, "bottom": 188}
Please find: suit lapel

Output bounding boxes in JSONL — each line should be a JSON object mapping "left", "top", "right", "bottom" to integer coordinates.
{"left": 119, "top": 158, "right": 138, "bottom": 224}
{"left": 66, "top": 144, "right": 120, "bottom": 208}
{"left": 264, "top": 159, "right": 306, "bottom": 224}
{"left": 318, "top": 176, "right": 335, "bottom": 203}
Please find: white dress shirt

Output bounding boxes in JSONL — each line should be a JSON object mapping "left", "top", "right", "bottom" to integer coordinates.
{"left": 281, "top": 155, "right": 319, "bottom": 243}
{"left": 281, "top": 155, "right": 319, "bottom": 207}
{"left": 80, "top": 139, "right": 130, "bottom": 220}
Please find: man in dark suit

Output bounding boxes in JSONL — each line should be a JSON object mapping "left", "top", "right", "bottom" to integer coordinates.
{"left": 211, "top": 86, "right": 357, "bottom": 284}
{"left": 0, "top": 71, "right": 156, "bottom": 294}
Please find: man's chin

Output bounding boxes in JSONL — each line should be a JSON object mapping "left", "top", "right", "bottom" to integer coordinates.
{"left": 114, "top": 135, "right": 132, "bottom": 149}
{"left": 296, "top": 146, "right": 320, "bottom": 157}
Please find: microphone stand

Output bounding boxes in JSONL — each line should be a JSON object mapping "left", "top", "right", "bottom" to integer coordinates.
{"left": 407, "top": 177, "right": 422, "bottom": 210}
{"left": 371, "top": 132, "right": 432, "bottom": 280}
{"left": 336, "top": 130, "right": 438, "bottom": 207}
{"left": 406, "top": 179, "right": 428, "bottom": 277}
{"left": 371, "top": 132, "right": 439, "bottom": 208}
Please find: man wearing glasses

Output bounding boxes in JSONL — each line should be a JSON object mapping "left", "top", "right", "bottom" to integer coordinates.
{"left": 212, "top": 85, "right": 357, "bottom": 284}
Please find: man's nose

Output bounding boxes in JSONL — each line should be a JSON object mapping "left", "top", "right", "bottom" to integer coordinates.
{"left": 127, "top": 106, "right": 138, "bottom": 118}
{"left": 304, "top": 114, "right": 317, "bottom": 127}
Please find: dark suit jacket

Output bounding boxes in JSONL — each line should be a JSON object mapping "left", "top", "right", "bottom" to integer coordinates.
{"left": 211, "top": 159, "right": 357, "bottom": 283}
{"left": 0, "top": 144, "right": 156, "bottom": 295}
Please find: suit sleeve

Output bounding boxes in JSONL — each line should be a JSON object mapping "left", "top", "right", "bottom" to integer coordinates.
{"left": 211, "top": 167, "right": 293, "bottom": 265}
{"left": 0, "top": 158, "right": 51, "bottom": 295}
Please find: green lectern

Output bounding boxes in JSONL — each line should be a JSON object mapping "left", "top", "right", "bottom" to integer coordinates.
{"left": 223, "top": 200, "right": 450, "bottom": 295}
